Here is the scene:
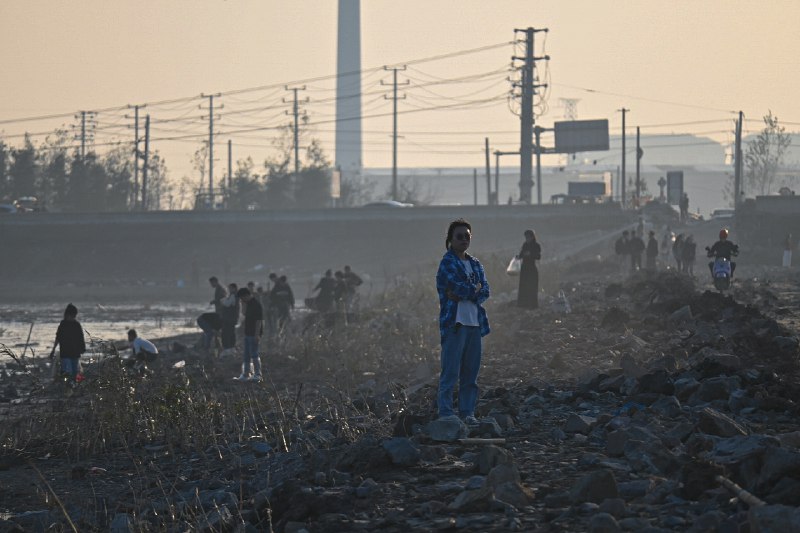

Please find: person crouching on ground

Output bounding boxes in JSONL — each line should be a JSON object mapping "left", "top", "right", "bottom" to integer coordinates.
{"left": 49, "top": 303, "right": 86, "bottom": 383}
{"left": 436, "top": 219, "right": 491, "bottom": 425}
{"left": 128, "top": 329, "right": 158, "bottom": 375}
{"left": 236, "top": 288, "right": 264, "bottom": 382}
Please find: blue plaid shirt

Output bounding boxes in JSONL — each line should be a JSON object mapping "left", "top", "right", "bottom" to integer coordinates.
{"left": 436, "top": 249, "right": 491, "bottom": 341}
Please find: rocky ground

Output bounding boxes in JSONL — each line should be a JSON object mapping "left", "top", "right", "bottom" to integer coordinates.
{"left": 1, "top": 261, "right": 800, "bottom": 532}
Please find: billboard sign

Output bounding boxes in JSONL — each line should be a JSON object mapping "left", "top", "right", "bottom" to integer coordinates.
{"left": 553, "top": 119, "right": 610, "bottom": 153}
{"left": 667, "top": 171, "right": 684, "bottom": 205}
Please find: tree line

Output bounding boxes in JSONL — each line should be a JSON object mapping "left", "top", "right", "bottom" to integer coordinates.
{"left": 0, "top": 122, "right": 371, "bottom": 212}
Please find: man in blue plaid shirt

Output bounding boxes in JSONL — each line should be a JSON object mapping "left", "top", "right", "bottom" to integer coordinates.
{"left": 435, "top": 219, "right": 491, "bottom": 425}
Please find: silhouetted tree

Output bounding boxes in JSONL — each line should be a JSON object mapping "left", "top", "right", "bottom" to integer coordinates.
{"left": 8, "top": 136, "right": 38, "bottom": 200}
{"left": 745, "top": 111, "right": 791, "bottom": 195}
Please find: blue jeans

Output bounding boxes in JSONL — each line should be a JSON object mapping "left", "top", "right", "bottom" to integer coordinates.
{"left": 243, "top": 336, "right": 262, "bottom": 376}
{"left": 438, "top": 325, "right": 482, "bottom": 418}
{"left": 61, "top": 357, "right": 80, "bottom": 379}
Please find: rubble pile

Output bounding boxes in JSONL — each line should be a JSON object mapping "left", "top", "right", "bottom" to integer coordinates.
{"left": 1, "top": 270, "right": 800, "bottom": 532}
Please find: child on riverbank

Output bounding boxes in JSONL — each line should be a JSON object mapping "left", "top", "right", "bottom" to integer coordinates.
{"left": 49, "top": 303, "right": 86, "bottom": 382}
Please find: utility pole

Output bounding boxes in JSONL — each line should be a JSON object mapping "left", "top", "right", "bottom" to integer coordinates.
{"left": 635, "top": 126, "right": 641, "bottom": 204}
{"left": 513, "top": 27, "right": 549, "bottom": 204}
{"left": 494, "top": 151, "right": 500, "bottom": 203}
{"left": 484, "top": 138, "right": 491, "bottom": 205}
{"left": 382, "top": 66, "right": 408, "bottom": 200}
{"left": 284, "top": 86, "right": 308, "bottom": 176}
{"left": 141, "top": 115, "right": 150, "bottom": 211}
{"left": 734, "top": 110, "right": 744, "bottom": 209}
{"left": 619, "top": 108, "right": 629, "bottom": 208}
{"left": 133, "top": 105, "right": 140, "bottom": 209}
{"left": 227, "top": 140, "right": 232, "bottom": 191}
{"left": 473, "top": 168, "right": 478, "bottom": 206}
{"left": 201, "top": 93, "right": 222, "bottom": 206}
{"left": 73, "top": 111, "right": 96, "bottom": 161}
{"left": 534, "top": 126, "right": 545, "bottom": 205}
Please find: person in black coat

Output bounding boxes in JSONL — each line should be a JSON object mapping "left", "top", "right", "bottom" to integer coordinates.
{"left": 517, "top": 229, "right": 541, "bottom": 308}
{"left": 49, "top": 303, "right": 86, "bottom": 381}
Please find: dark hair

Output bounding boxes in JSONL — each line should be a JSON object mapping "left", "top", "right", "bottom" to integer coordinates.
{"left": 64, "top": 303, "right": 78, "bottom": 319}
{"left": 228, "top": 282, "right": 238, "bottom": 291}
{"left": 127, "top": 329, "right": 137, "bottom": 339}
{"left": 524, "top": 229, "right": 536, "bottom": 242}
{"left": 209, "top": 276, "right": 218, "bottom": 283}
{"left": 325, "top": 269, "right": 332, "bottom": 276}
{"left": 247, "top": 281, "right": 255, "bottom": 286}
{"left": 236, "top": 287, "right": 251, "bottom": 298}
{"left": 269, "top": 273, "right": 278, "bottom": 280}
{"left": 335, "top": 271, "right": 344, "bottom": 278}
{"left": 445, "top": 219, "right": 472, "bottom": 250}
{"left": 279, "top": 275, "right": 287, "bottom": 282}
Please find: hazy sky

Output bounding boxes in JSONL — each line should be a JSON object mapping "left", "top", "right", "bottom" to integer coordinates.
{"left": 1, "top": 0, "right": 798, "bottom": 185}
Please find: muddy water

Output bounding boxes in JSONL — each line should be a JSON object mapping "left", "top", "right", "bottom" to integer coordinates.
{"left": 0, "top": 302, "right": 206, "bottom": 362}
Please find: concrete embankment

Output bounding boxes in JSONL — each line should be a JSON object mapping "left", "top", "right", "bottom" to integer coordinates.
{"left": 0, "top": 204, "right": 632, "bottom": 299}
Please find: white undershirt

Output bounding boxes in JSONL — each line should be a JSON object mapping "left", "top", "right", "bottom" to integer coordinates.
{"left": 455, "top": 259, "right": 479, "bottom": 326}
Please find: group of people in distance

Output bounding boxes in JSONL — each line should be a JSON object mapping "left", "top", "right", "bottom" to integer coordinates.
{"left": 49, "top": 304, "right": 159, "bottom": 384}
{"left": 305, "top": 265, "right": 363, "bottom": 316}
{"left": 615, "top": 227, "right": 697, "bottom": 275}
{"left": 196, "top": 274, "right": 297, "bottom": 382}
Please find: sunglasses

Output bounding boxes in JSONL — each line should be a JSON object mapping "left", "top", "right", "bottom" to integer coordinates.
{"left": 453, "top": 233, "right": 471, "bottom": 241}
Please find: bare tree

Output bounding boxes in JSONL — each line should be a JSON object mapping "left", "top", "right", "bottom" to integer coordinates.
{"left": 745, "top": 111, "right": 791, "bottom": 195}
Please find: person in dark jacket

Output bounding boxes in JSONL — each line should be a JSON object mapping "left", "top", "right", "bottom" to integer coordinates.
{"left": 682, "top": 235, "right": 697, "bottom": 276}
{"left": 615, "top": 230, "right": 630, "bottom": 274}
{"left": 219, "top": 283, "right": 239, "bottom": 357}
{"left": 49, "top": 303, "right": 86, "bottom": 382}
{"left": 235, "top": 288, "right": 264, "bottom": 382}
{"left": 310, "top": 270, "right": 337, "bottom": 312}
{"left": 629, "top": 231, "right": 646, "bottom": 272}
{"left": 270, "top": 275, "right": 295, "bottom": 330}
{"left": 707, "top": 228, "right": 739, "bottom": 277}
{"left": 517, "top": 229, "right": 541, "bottom": 308}
{"left": 645, "top": 230, "right": 659, "bottom": 271}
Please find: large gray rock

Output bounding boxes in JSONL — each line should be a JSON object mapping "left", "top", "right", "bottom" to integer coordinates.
{"left": 564, "top": 413, "right": 596, "bottom": 434}
{"left": 589, "top": 512, "right": 622, "bottom": 533}
{"left": 448, "top": 486, "right": 495, "bottom": 511}
{"left": 749, "top": 505, "right": 800, "bottom": 533}
{"left": 476, "top": 445, "right": 514, "bottom": 475}
{"left": 707, "top": 435, "right": 778, "bottom": 465}
{"left": 477, "top": 417, "right": 504, "bottom": 438}
{"left": 634, "top": 370, "right": 675, "bottom": 395}
{"left": 570, "top": 469, "right": 619, "bottom": 504}
{"left": 427, "top": 417, "right": 467, "bottom": 442}
{"left": 691, "top": 376, "right": 742, "bottom": 403}
{"left": 486, "top": 464, "right": 521, "bottom": 488}
{"left": 493, "top": 481, "right": 536, "bottom": 509}
{"left": 696, "top": 407, "right": 748, "bottom": 437}
{"left": 382, "top": 437, "right": 421, "bottom": 466}
{"left": 757, "top": 448, "right": 800, "bottom": 491}
{"left": 649, "top": 396, "right": 682, "bottom": 418}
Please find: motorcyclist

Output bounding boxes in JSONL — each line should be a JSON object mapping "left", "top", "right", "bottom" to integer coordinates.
{"left": 707, "top": 228, "right": 739, "bottom": 277}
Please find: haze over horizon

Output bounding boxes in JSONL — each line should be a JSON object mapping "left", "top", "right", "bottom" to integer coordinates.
{"left": 1, "top": 0, "right": 798, "bottom": 197}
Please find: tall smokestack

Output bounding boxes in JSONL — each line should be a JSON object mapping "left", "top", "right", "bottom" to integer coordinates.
{"left": 335, "top": 0, "right": 362, "bottom": 183}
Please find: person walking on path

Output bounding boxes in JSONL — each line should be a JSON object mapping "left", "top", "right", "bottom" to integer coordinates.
{"left": 517, "top": 229, "right": 541, "bottom": 308}
{"left": 128, "top": 329, "right": 158, "bottom": 375}
{"left": 235, "top": 288, "right": 264, "bottom": 382}
{"left": 614, "top": 231, "right": 630, "bottom": 274}
{"left": 673, "top": 234, "right": 685, "bottom": 272}
{"left": 49, "top": 303, "right": 86, "bottom": 383}
{"left": 219, "top": 283, "right": 240, "bottom": 357}
{"left": 682, "top": 235, "right": 697, "bottom": 276}
{"left": 645, "top": 230, "right": 659, "bottom": 272}
{"left": 436, "top": 219, "right": 491, "bottom": 425}
{"left": 197, "top": 276, "right": 226, "bottom": 350}
{"left": 629, "top": 230, "right": 645, "bottom": 272}
{"left": 679, "top": 192, "right": 690, "bottom": 223}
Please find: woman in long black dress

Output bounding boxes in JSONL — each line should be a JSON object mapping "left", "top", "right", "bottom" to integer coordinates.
{"left": 517, "top": 229, "right": 541, "bottom": 308}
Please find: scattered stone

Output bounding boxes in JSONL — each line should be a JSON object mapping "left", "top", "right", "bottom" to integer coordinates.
{"left": 669, "top": 305, "right": 693, "bottom": 323}
{"left": 382, "top": 437, "right": 420, "bottom": 466}
{"left": 696, "top": 406, "right": 748, "bottom": 437}
{"left": 564, "top": 413, "right": 596, "bottom": 434}
{"left": 356, "top": 478, "right": 379, "bottom": 498}
{"left": 427, "top": 417, "right": 467, "bottom": 442}
{"left": 598, "top": 497, "right": 626, "bottom": 518}
{"left": 475, "top": 445, "right": 514, "bottom": 475}
{"left": 477, "top": 417, "right": 504, "bottom": 437}
{"left": 589, "top": 512, "right": 621, "bottom": 533}
{"left": 570, "top": 469, "right": 619, "bottom": 504}
{"left": 749, "top": 505, "right": 800, "bottom": 533}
